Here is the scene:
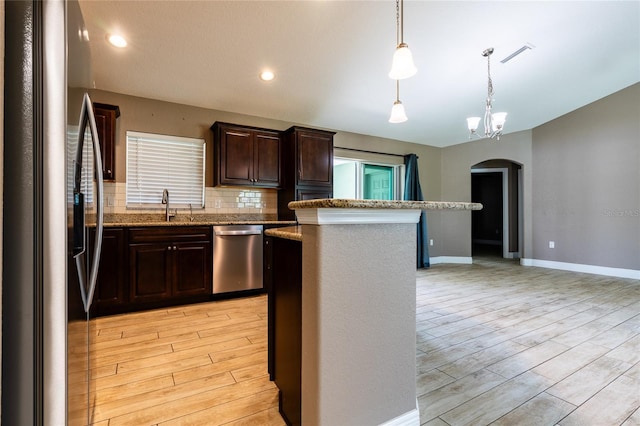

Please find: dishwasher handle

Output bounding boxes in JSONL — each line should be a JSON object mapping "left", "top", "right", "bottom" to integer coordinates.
{"left": 215, "top": 229, "right": 262, "bottom": 236}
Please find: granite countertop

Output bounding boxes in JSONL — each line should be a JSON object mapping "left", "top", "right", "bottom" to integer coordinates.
{"left": 264, "top": 226, "right": 303, "bottom": 241}
{"left": 97, "top": 213, "right": 296, "bottom": 227}
{"left": 288, "top": 199, "right": 483, "bottom": 210}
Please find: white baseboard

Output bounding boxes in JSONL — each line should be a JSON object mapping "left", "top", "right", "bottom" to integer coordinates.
{"left": 520, "top": 258, "right": 640, "bottom": 280}
{"left": 379, "top": 399, "right": 420, "bottom": 426}
{"left": 429, "top": 256, "right": 473, "bottom": 265}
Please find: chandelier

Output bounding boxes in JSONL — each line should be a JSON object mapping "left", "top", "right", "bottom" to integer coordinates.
{"left": 466, "top": 47, "right": 507, "bottom": 139}
{"left": 388, "top": 0, "right": 415, "bottom": 123}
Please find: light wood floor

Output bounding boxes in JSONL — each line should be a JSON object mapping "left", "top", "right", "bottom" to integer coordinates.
{"left": 417, "top": 257, "right": 640, "bottom": 426}
{"left": 81, "top": 257, "right": 639, "bottom": 425}
{"left": 77, "top": 295, "right": 285, "bottom": 426}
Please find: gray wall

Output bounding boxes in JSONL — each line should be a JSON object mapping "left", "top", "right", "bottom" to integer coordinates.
{"left": 437, "top": 83, "right": 639, "bottom": 272}
{"left": 439, "top": 130, "right": 533, "bottom": 258}
{"left": 532, "top": 83, "right": 640, "bottom": 270}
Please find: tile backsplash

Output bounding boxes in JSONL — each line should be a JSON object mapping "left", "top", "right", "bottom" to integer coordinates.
{"left": 103, "top": 182, "right": 277, "bottom": 215}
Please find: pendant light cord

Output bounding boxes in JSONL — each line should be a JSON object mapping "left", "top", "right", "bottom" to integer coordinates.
{"left": 395, "top": 0, "right": 401, "bottom": 46}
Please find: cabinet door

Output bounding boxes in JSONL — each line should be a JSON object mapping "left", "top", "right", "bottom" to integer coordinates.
{"left": 92, "top": 228, "right": 127, "bottom": 312}
{"left": 129, "top": 243, "right": 171, "bottom": 304}
{"left": 218, "top": 126, "right": 253, "bottom": 185}
{"left": 172, "top": 242, "right": 211, "bottom": 297}
{"left": 253, "top": 131, "right": 281, "bottom": 187}
{"left": 296, "top": 130, "right": 333, "bottom": 186}
{"left": 93, "top": 103, "right": 119, "bottom": 181}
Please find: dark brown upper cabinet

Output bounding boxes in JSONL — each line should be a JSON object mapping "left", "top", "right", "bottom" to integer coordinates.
{"left": 288, "top": 126, "right": 334, "bottom": 187}
{"left": 278, "top": 126, "right": 335, "bottom": 220}
{"left": 92, "top": 102, "right": 120, "bottom": 181}
{"left": 212, "top": 122, "right": 281, "bottom": 188}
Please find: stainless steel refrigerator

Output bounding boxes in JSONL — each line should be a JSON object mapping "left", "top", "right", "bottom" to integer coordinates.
{"left": 3, "top": 1, "right": 104, "bottom": 424}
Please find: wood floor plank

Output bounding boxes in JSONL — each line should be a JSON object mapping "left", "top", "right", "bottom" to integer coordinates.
{"left": 115, "top": 338, "right": 250, "bottom": 374}
{"left": 172, "top": 350, "right": 267, "bottom": 385}
{"left": 490, "top": 392, "right": 576, "bottom": 426}
{"left": 558, "top": 374, "right": 640, "bottom": 426}
{"left": 437, "top": 339, "right": 529, "bottom": 379}
{"left": 220, "top": 406, "right": 287, "bottom": 426}
{"left": 485, "top": 340, "right": 570, "bottom": 379}
{"left": 108, "top": 376, "right": 276, "bottom": 426}
{"left": 546, "top": 355, "right": 634, "bottom": 406}
{"left": 531, "top": 341, "right": 611, "bottom": 381}
{"left": 439, "top": 371, "right": 553, "bottom": 426}
{"left": 158, "top": 387, "right": 281, "bottom": 426}
{"left": 91, "top": 372, "right": 237, "bottom": 423}
{"left": 418, "top": 369, "right": 506, "bottom": 423}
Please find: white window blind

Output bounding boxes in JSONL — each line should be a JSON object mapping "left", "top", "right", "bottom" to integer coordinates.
{"left": 67, "top": 126, "right": 94, "bottom": 204}
{"left": 126, "top": 131, "right": 205, "bottom": 207}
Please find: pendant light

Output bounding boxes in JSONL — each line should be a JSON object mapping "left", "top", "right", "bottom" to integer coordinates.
{"left": 466, "top": 47, "right": 508, "bottom": 140}
{"left": 389, "top": 80, "right": 408, "bottom": 123}
{"left": 389, "top": 0, "right": 417, "bottom": 80}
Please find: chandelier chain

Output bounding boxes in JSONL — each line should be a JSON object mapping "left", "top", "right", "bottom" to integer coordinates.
{"left": 487, "top": 51, "right": 494, "bottom": 100}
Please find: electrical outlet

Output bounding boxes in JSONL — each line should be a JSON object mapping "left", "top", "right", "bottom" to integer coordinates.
{"left": 215, "top": 199, "right": 222, "bottom": 209}
{"left": 549, "top": 241, "right": 555, "bottom": 249}
{"left": 430, "top": 239, "right": 434, "bottom": 246}
{"left": 106, "top": 195, "right": 115, "bottom": 207}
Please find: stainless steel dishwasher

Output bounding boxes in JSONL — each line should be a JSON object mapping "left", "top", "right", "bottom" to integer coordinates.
{"left": 212, "top": 225, "right": 263, "bottom": 294}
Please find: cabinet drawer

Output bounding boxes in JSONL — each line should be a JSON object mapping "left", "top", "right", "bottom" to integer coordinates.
{"left": 129, "top": 226, "right": 211, "bottom": 243}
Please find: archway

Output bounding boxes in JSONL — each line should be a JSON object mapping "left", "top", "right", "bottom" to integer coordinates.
{"left": 471, "top": 159, "right": 523, "bottom": 259}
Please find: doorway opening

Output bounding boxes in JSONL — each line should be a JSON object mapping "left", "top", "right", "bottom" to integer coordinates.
{"left": 471, "top": 160, "right": 522, "bottom": 259}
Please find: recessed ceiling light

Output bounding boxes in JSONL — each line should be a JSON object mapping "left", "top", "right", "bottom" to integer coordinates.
{"left": 106, "top": 34, "right": 127, "bottom": 48}
{"left": 260, "top": 70, "right": 275, "bottom": 81}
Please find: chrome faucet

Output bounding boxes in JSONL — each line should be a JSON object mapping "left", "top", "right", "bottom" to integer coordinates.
{"left": 161, "top": 189, "right": 175, "bottom": 222}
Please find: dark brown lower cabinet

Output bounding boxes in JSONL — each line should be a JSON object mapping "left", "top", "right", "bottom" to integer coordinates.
{"left": 90, "top": 227, "right": 128, "bottom": 316}
{"left": 266, "top": 235, "right": 302, "bottom": 426}
{"left": 129, "top": 226, "right": 212, "bottom": 307}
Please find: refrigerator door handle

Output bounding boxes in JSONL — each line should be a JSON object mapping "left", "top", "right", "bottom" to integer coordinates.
{"left": 74, "top": 93, "right": 104, "bottom": 313}
{"left": 86, "top": 93, "right": 104, "bottom": 311}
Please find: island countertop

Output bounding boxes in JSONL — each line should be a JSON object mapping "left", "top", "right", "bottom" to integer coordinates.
{"left": 264, "top": 226, "right": 303, "bottom": 241}
{"left": 288, "top": 199, "right": 482, "bottom": 210}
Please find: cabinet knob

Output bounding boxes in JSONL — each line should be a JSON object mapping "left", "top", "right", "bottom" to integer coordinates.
{"left": 173, "top": 246, "right": 177, "bottom": 250}
{"left": 168, "top": 246, "right": 172, "bottom": 251}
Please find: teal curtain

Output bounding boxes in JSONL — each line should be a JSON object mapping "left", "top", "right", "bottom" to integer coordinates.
{"left": 404, "top": 154, "right": 429, "bottom": 268}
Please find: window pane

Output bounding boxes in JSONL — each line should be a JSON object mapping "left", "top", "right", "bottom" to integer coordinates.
{"left": 333, "top": 159, "right": 358, "bottom": 198}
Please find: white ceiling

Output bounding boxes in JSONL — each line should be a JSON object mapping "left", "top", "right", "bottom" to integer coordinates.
{"left": 77, "top": 1, "right": 640, "bottom": 148}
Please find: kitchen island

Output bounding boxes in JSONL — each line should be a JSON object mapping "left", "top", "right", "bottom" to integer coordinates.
{"left": 266, "top": 199, "right": 481, "bottom": 426}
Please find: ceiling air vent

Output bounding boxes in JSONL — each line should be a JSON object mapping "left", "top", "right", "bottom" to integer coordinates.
{"left": 500, "top": 43, "right": 535, "bottom": 64}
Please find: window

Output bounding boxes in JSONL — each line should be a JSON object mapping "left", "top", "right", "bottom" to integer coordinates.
{"left": 67, "top": 126, "right": 94, "bottom": 204}
{"left": 334, "top": 157, "right": 405, "bottom": 200}
{"left": 126, "top": 131, "right": 205, "bottom": 208}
